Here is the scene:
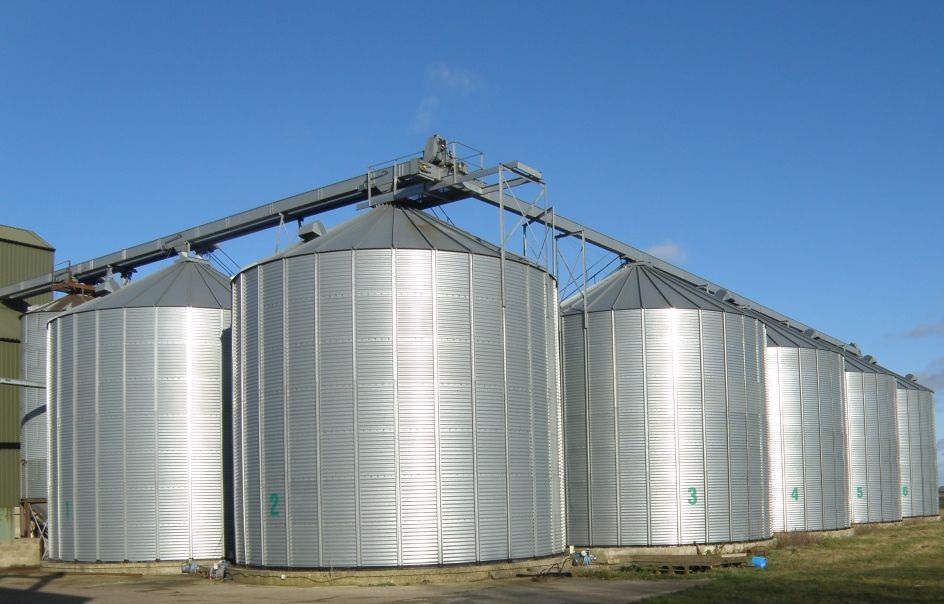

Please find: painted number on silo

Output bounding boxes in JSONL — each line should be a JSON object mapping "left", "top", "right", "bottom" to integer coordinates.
{"left": 269, "top": 492, "right": 281, "bottom": 517}
{"left": 64, "top": 500, "right": 71, "bottom": 521}
{"left": 790, "top": 487, "right": 799, "bottom": 501}
{"left": 687, "top": 487, "right": 697, "bottom": 505}
{"left": 902, "top": 485, "right": 909, "bottom": 497}
{"left": 855, "top": 486, "right": 864, "bottom": 499}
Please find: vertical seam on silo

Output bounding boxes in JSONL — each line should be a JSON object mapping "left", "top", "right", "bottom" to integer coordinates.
{"left": 641, "top": 309, "right": 651, "bottom": 546}
{"left": 392, "top": 252, "right": 403, "bottom": 567}
{"left": 153, "top": 309, "right": 160, "bottom": 558}
{"left": 282, "top": 260, "right": 291, "bottom": 565}
{"left": 122, "top": 309, "right": 128, "bottom": 560}
{"left": 798, "top": 348, "right": 806, "bottom": 530}
{"left": 468, "top": 254, "right": 479, "bottom": 562}
{"left": 432, "top": 252, "right": 444, "bottom": 566}
{"left": 94, "top": 312, "right": 101, "bottom": 561}
{"left": 698, "top": 311, "right": 708, "bottom": 544}
{"left": 721, "top": 313, "right": 732, "bottom": 542}
{"left": 352, "top": 252, "right": 361, "bottom": 567}
{"left": 778, "top": 350, "right": 786, "bottom": 532}
{"left": 583, "top": 302, "right": 591, "bottom": 545}
{"left": 186, "top": 308, "right": 194, "bottom": 559}
{"left": 257, "top": 270, "right": 265, "bottom": 564}
{"left": 528, "top": 267, "right": 536, "bottom": 557}
{"left": 815, "top": 351, "right": 825, "bottom": 529}
{"left": 314, "top": 257, "right": 324, "bottom": 567}
{"left": 612, "top": 312, "right": 620, "bottom": 546}
{"left": 741, "top": 316, "right": 751, "bottom": 539}
{"left": 502, "top": 262, "right": 512, "bottom": 561}
{"left": 672, "top": 311, "right": 681, "bottom": 546}
{"left": 862, "top": 373, "right": 869, "bottom": 522}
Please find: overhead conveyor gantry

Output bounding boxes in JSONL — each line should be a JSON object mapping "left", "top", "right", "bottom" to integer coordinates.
{"left": 0, "top": 135, "right": 854, "bottom": 351}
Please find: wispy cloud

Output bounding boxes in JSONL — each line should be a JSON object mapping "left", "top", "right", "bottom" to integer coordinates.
{"left": 645, "top": 240, "right": 689, "bottom": 264}
{"left": 903, "top": 321, "right": 944, "bottom": 339}
{"left": 917, "top": 357, "right": 944, "bottom": 391}
{"left": 426, "top": 63, "right": 480, "bottom": 95}
{"left": 411, "top": 63, "right": 482, "bottom": 134}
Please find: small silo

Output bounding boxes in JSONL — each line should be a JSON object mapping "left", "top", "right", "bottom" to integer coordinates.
{"left": 232, "top": 203, "right": 564, "bottom": 568}
{"left": 47, "top": 256, "right": 231, "bottom": 562}
{"left": 841, "top": 353, "right": 901, "bottom": 523}
{"left": 20, "top": 293, "right": 94, "bottom": 502}
{"left": 561, "top": 263, "right": 769, "bottom": 547}
{"left": 757, "top": 316, "right": 848, "bottom": 532}
{"left": 895, "top": 375, "right": 938, "bottom": 517}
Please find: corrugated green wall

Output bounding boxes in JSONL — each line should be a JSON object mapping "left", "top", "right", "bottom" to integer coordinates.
{"left": 0, "top": 231, "right": 53, "bottom": 511}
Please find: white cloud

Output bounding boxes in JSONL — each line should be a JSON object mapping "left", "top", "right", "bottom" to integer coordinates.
{"left": 904, "top": 321, "right": 944, "bottom": 339}
{"left": 426, "top": 63, "right": 479, "bottom": 95}
{"left": 645, "top": 240, "right": 689, "bottom": 264}
{"left": 918, "top": 357, "right": 944, "bottom": 391}
{"left": 412, "top": 95, "right": 440, "bottom": 134}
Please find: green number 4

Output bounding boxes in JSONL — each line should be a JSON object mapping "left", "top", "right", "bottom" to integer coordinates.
{"left": 855, "top": 486, "right": 864, "bottom": 499}
{"left": 790, "top": 487, "right": 799, "bottom": 501}
{"left": 687, "top": 487, "right": 697, "bottom": 505}
{"left": 902, "top": 485, "right": 909, "bottom": 497}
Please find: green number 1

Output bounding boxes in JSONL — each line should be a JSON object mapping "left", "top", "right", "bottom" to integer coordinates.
{"left": 64, "top": 500, "right": 71, "bottom": 521}
{"left": 269, "top": 492, "right": 280, "bottom": 517}
{"left": 687, "top": 487, "right": 697, "bottom": 505}
{"left": 902, "top": 485, "right": 909, "bottom": 497}
{"left": 790, "top": 487, "right": 799, "bottom": 501}
{"left": 855, "top": 486, "right": 864, "bottom": 499}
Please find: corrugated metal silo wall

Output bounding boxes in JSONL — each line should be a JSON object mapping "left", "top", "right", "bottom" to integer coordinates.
{"left": 563, "top": 309, "right": 770, "bottom": 547}
{"left": 766, "top": 347, "right": 849, "bottom": 532}
{"left": 20, "top": 310, "right": 54, "bottom": 500}
{"left": 897, "top": 388, "right": 939, "bottom": 517}
{"left": 232, "top": 249, "right": 565, "bottom": 568}
{"left": 844, "top": 371, "right": 901, "bottom": 523}
{"left": 48, "top": 307, "right": 228, "bottom": 562}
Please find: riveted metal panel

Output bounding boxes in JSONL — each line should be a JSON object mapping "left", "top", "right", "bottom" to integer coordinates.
{"left": 897, "top": 387, "right": 937, "bottom": 517}
{"left": 48, "top": 293, "right": 228, "bottom": 563}
{"left": 563, "top": 307, "right": 769, "bottom": 547}
{"left": 844, "top": 370, "right": 900, "bottom": 523}
{"left": 234, "top": 238, "right": 562, "bottom": 568}
{"left": 20, "top": 311, "right": 53, "bottom": 499}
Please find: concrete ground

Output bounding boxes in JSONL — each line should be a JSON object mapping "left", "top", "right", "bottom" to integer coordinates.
{"left": 0, "top": 567, "right": 705, "bottom": 604}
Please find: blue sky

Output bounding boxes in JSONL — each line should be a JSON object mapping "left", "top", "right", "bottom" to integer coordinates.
{"left": 2, "top": 2, "right": 943, "bottom": 478}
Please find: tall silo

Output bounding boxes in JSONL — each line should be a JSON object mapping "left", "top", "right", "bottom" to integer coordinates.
{"left": 47, "top": 256, "right": 231, "bottom": 562}
{"left": 841, "top": 354, "right": 900, "bottom": 523}
{"left": 561, "top": 263, "right": 769, "bottom": 547}
{"left": 232, "top": 203, "right": 564, "bottom": 568}
{"left": 20, "top": 293, "right": 94, "bottom": 502}
{"left": 756, "top": 316, "right": 848, "bottom": 532}
{"left": 895, "top": 375, "right": 938, "bottom": 517}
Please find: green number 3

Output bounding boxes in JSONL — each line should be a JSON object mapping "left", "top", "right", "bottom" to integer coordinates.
{"left": 855, "top": 486, "right": 864, "bottom": 499}
{"left": 269, "top": 492, "right": 280, "bottom": 517}
{"left": 902, "top": 485, "right": 909, "bottom": 497}
{"left": 687, "top": 487, "right": 697, "bottom": 505}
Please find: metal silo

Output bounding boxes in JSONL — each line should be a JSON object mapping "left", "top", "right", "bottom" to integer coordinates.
{"left": 47, "top": 256, "right": 231, "bottom": 562}
{"left": 20, "top": 293, "right": 94, "bottom": 501}
{"left": 895, "top": 375, "right": 938, "bottom": 517}
{"left": 757, "top": 317, "right": 848, "bottom": 532}
{"left": 841, "top": 354, "right": 900, "bottom": 523}
{"left": 561, "top": 263, "right": 769, "bottom": 547}
{"left": 232, "top": 204, "right": 564, "bottom": 568}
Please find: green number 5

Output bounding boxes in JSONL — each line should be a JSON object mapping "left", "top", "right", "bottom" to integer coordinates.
{"left": 855, "top": 486, "right": 864, "bottom": 499}
{"left": 687, "top": 487, "right": 697, "bottom": 505}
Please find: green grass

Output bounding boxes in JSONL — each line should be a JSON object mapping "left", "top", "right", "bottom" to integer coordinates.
{"left": 619, "top": 518, "right": 944, "bottom": 603}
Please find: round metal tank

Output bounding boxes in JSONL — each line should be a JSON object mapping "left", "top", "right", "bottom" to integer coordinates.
{"left": 232, "top": 204, "right": 565, "bottom": 568}
{"left": 895, "top": 376, "right": 938, "bottom": 517}
{"left": 47, "top": 256, "right": 231, "bottom": 562}
{"left": 20, "top": 294, "right": 94, "bottom": 500}
{"left": 842, "top": 354, "right": 900, "bottom": 523}
{"left": 561, "top": 263, "right": 770, "bottom": 547}
{"left": 758, "top": 317, "right": 848, "bottom": 532}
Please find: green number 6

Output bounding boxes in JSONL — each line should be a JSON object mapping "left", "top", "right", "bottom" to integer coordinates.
{"left": 902, "top": 485, "right": 909, "bottom": 497}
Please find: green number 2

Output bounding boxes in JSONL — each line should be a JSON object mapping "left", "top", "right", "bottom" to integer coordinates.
{"left": 269, "top": 492, "right": 280, "bottom": 517}
{"left": 855, "top": 486, "right": 864, "bottom": 499}
{"left": 902, "top": 485, "right": 909, "bottom": 497}
{"left": 790, "top": 487, "right": 799, "bottom": 501}
{"left": 687, "top": 487, "right": 697, "bottom": 505}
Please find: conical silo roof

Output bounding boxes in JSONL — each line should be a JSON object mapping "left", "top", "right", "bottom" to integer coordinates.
{"left": 742, "top": 310, "right": 834, "bottom": 350}
{"left": 25, "top": 293, "right": 96, "bottom": 315}
{"left": 57, "top": 256, "right": 231, "bottom": 316}
{"left": 561, "top": 262, "right": 738, "bottom": 315}
{"left": 282, "top": 203, "right": 509, "bottom": 259}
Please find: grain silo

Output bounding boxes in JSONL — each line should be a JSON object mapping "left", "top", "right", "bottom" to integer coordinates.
{"left": 20, "top": 293, "right": 94, "bottom": 501}
{"left": 232, "top": 203, "right": 564, "bottom": 568}
{"left": 756, "top": 316, "right": 849, "bottom": 532}
{"left": 895, "top": 375, "right": 938, "bottom": 517}
{"left": 47, "top": 255, "right": 231, "bottom": 562}
{"left": 561, "top": 263, "right": 769, "bottom": 547}
{"left": 841, "top": 353, "right": 901, "bottom": 523}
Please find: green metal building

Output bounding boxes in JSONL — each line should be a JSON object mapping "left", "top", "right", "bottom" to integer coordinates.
{"left": 0, "top": 225, "right": 53, "bottom": 539}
